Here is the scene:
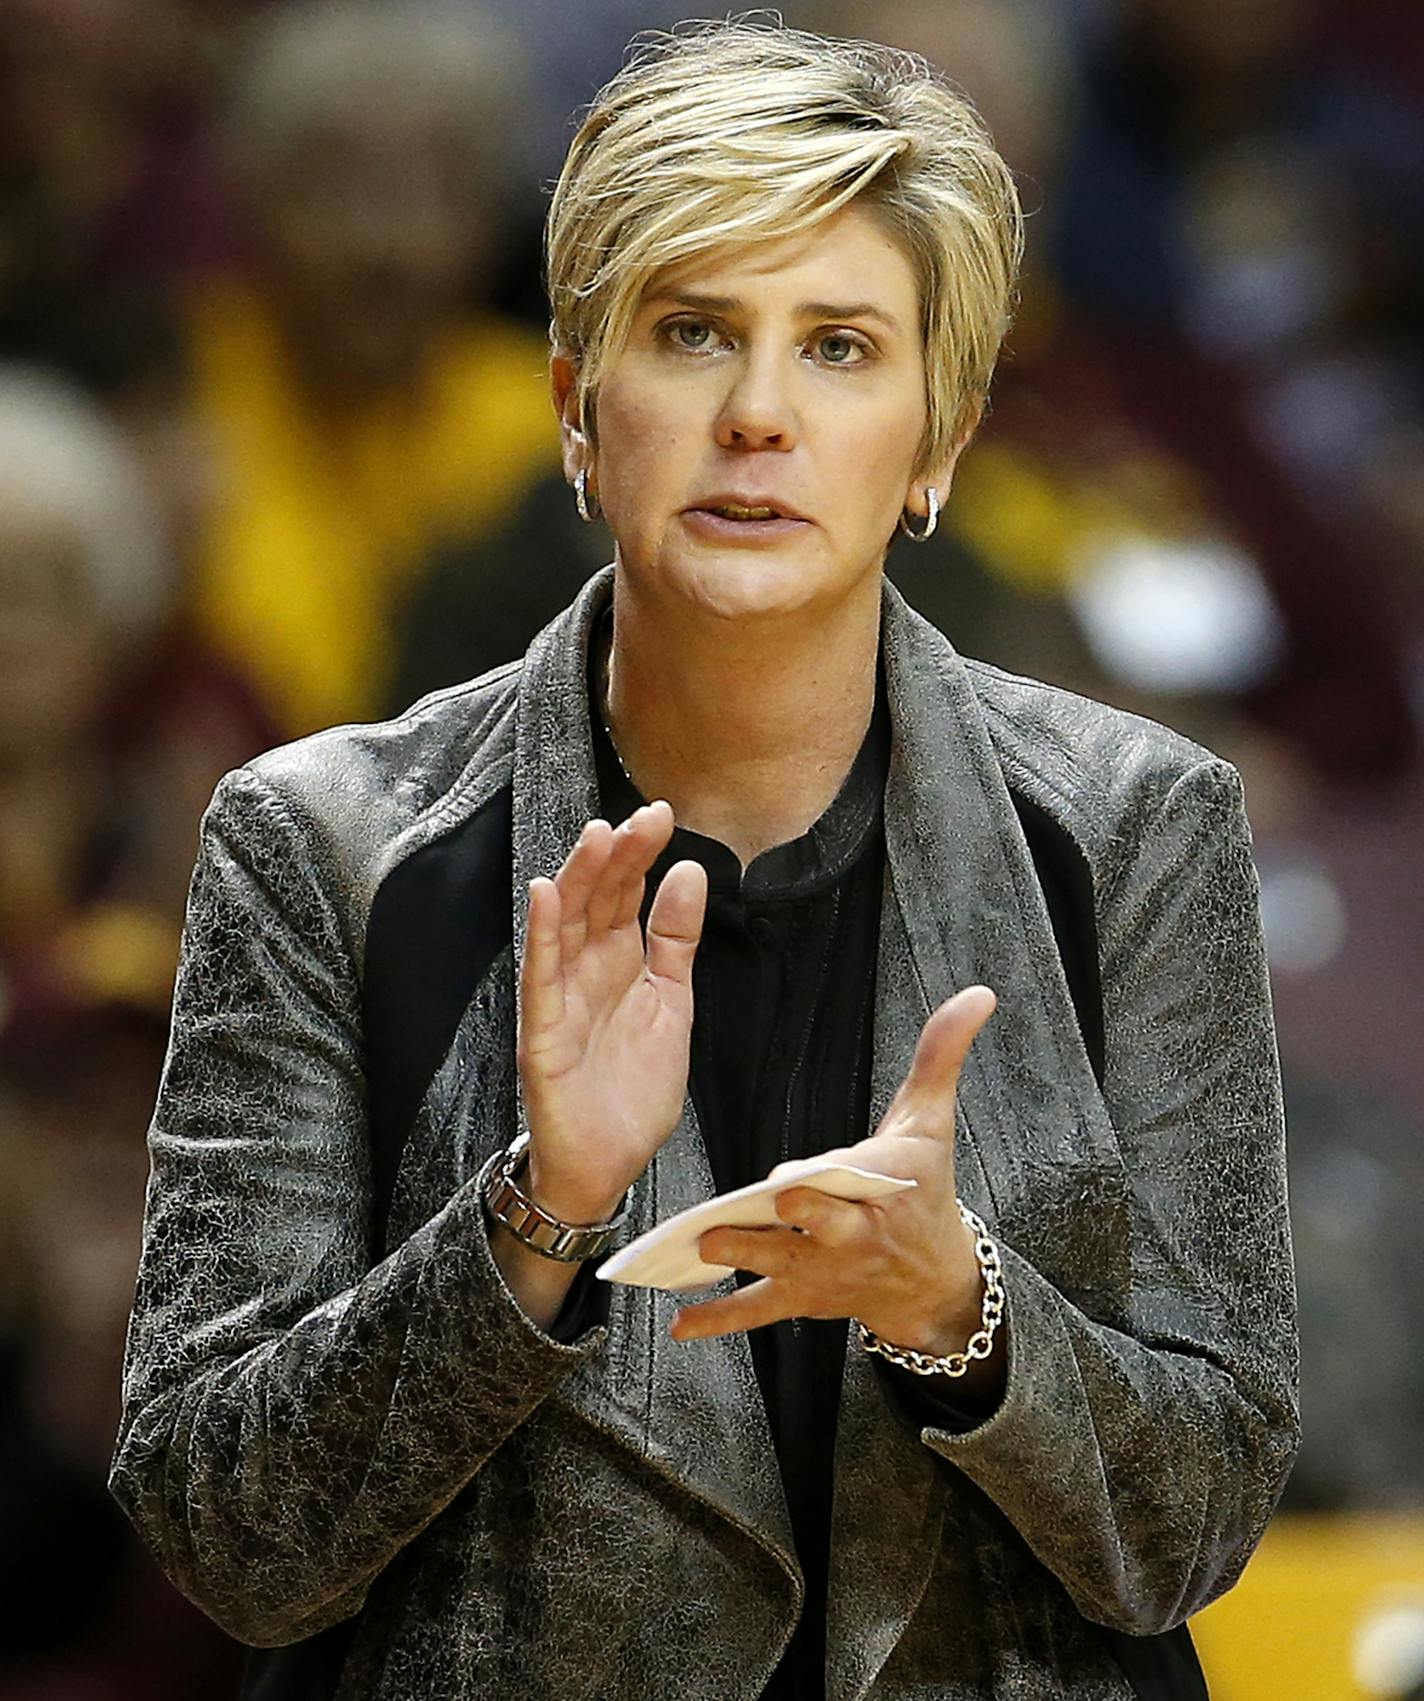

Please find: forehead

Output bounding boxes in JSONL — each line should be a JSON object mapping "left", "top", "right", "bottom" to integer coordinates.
{"left": 639, "top": 201, "right": 921, "bottom": 322}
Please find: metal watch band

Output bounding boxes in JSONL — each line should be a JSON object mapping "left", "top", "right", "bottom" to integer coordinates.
{"left": 479, "top": 1132, "right": 628, "bottom": 1264}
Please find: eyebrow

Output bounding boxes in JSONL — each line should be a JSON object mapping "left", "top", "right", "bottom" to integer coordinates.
{"left": 644, "top": 289, "right": 904, "bottom": 334}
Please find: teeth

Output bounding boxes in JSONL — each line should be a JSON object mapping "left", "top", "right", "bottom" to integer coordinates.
{"left": 714, "top": 504, "right": 778, "bottom": 520}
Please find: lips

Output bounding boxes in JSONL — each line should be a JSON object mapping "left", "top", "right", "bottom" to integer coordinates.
{"left": 688, "top": 495, "right": 809, "bottom": 523}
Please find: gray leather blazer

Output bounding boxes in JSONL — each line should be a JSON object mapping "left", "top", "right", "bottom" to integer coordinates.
{"left": 111, "top": 571, "right": 1299, "bottom": 1699}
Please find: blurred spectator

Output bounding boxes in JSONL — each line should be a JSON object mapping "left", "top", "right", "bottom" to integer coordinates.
{"left": 480, "top": 0, "right": 687, "bottom": 181}
{"left": 186, "top": 0, "right": 559, "bottom": 736}
{"left": 1281, "top": 1070, "right": 1424, "bottom": 1511}
{"left": 0, "top": 367, "right": 271, "bottom": 1064}
{"left": 0, "top": 0, "right": 251, "bottom": 370}
{"left": 1045, "top": 0, "right": 1423, "bottom": 769}
{"left": 1229, "top": 725, "right": 1424, "bottom": 1510}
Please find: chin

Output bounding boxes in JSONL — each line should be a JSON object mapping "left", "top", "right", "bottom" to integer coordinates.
{"left": 694, "top": 573, "right": 828, "bottom": 626}
{"left": 641, "top": 544, "right": 854, "bottom": 626}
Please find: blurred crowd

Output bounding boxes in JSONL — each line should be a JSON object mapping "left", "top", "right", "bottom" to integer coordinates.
{"left": 0, "top": 1, "right": 1420, "bottom": 1694}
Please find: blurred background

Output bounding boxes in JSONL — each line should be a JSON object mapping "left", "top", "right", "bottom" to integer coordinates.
{"left": 0, "top": 1, "right": 1420, "bottom": 1695}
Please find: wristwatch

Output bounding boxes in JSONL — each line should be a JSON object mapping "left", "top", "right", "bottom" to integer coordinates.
{"left": 479, "top": 1132, "right": 628, "bottom": 1263}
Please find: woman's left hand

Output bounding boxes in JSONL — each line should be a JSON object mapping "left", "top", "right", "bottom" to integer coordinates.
{"left": 671, "top": 984, "right": 997, "bottom": 1353}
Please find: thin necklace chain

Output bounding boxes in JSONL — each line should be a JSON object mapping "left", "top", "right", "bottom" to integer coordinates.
{"left": 598, "top": 625, "right": 641, "bottom": 793}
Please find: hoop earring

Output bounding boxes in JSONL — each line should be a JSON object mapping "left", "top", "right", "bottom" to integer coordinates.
{"left": 574, "top": 467, "right": 600, "bottom": 523}
{"left": 899, "top": 486, "right": 939, "bottom": 543}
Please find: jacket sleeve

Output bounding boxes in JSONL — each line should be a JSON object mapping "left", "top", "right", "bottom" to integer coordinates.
{"left": 108, "top": 766, "right": 605, "bottom": 1648}
{"left": 920, "top": 757, "right": 1300, "bottom": 1635}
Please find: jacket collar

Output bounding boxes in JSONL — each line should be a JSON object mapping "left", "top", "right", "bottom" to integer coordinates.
{"left": 875, "top": 586, "right": 1126, "bottom": 1234}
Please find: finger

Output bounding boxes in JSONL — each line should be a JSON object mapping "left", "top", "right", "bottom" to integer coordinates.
{"left": 630, "top": 797, "right": 677, "bottom": 863}
{"left": 698, "top": 1223, "right": 809, "bottom": 1279}
{"left": 604, "top": 799, "right": 676, "bottom": 886}
{"left": 645, "top": 859, "right": 707, "bottom": 988}
{"left": 587, "top": 803, "right": 673, "bottom": 935}
{"left": 671, "top": 1277, "right": 800, "bottom": 1341}
{"left": 884, "top": 985, "right": 996, "bottom": 1139}
{"left": 609, "top": 866, "right": 648, "bottom": 931}
{"left": 773, "top": 1187, "right": 866, "bottom": 1246}
{"left": 519, "top": 876, "right": 565, "bottom": 1035}
{"left": 554, "top": 819, "right": 615, "bottom": 954}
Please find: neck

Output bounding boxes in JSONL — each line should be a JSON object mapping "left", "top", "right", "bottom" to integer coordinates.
{"left": 603, "top": 574, "right": 881, "bottom": 867}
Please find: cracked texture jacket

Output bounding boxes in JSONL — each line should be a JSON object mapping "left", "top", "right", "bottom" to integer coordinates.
{"left": 110, "top": 571, "right": 1299, "bottom": 1699}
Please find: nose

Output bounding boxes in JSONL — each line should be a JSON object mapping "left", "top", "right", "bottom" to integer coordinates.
{"left": 713, "top": 350, "right": 797, "bottom": 452}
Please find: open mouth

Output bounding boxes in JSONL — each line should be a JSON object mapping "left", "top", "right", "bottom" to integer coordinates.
{"left": 682, "top": 498, "right": 808, "bottom": 541}
{"left": 688, "top": 500, "right": 807, "bottom": 525}
{"left": 704, "top": 503, "right": 782, "bottom": 521}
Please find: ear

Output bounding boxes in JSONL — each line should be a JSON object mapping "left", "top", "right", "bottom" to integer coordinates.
{"left": 905, "top": 401, "right": 982, "bottom": 521}
{"left": 551, "top": 350, "right": 589, "bottom": 485}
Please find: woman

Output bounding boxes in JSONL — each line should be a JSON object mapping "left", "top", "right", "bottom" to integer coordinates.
{"left": 110, "top": 21, "right": 1298, "bottom": 1700}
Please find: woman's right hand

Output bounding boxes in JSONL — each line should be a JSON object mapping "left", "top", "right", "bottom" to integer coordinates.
{"left": 516, "top": 802, "right": 707, "bottom": 1224}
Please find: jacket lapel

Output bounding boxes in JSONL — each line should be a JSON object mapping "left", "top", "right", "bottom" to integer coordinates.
{"left": 509, "top": 569, "right": 798, "bottom": 1579}
{"left": 873, "top": 585, "right": 1129, "bottom": 1300}
{"left": 827, "top": 587, "right": 1131, "bottom": 1700}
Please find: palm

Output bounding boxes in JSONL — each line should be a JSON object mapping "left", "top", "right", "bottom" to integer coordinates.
{"left": 528, "top": 895, "right": 693, "bottom": 1156}
{"left": 518, "top": 805, "right": 706, "bottom": 1215}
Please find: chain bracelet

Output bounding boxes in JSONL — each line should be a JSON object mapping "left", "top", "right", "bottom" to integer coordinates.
{"left": 855, "top": 1201, "right": 1005, "bottom": 1378}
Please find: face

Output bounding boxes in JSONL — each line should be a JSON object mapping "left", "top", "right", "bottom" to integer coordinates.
{"left": 565, "top": 202, "right": 952, "bottom": 627}
{"left": 261, "top": 113, "right": 485, "bottom": 392}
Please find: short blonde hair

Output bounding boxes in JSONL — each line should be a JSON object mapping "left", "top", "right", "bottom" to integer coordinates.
{"left": 546, "top": 17, "right": 1023, "bottom": 475}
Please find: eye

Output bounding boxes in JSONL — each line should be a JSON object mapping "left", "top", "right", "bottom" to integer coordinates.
{"left": 664, "top": 316, "right": 723, "bottom": 353}
{"left": 812, "top": 331, "right": 870, "bottom": 366}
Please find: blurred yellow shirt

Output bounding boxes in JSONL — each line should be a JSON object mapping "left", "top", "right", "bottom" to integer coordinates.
{"left": 187, "top": 283, "right": 559, "bottom": 737}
